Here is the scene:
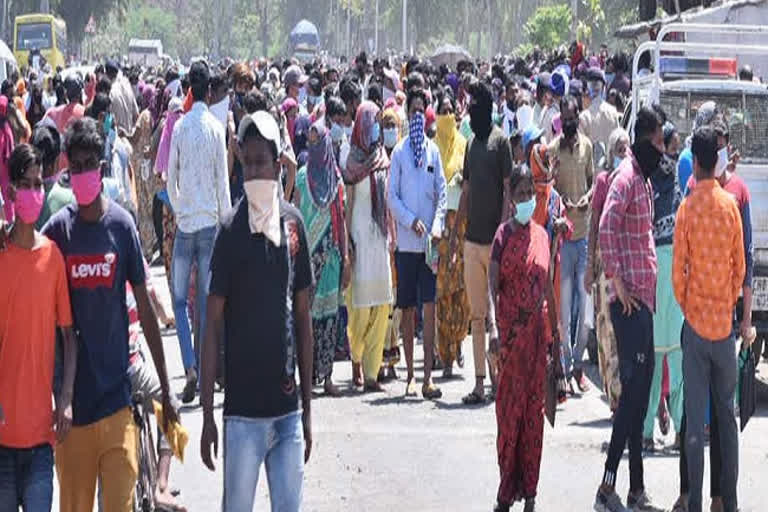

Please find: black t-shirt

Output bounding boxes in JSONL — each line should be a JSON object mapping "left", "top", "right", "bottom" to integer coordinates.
{"left": 209, "top": 198, "right": 313, "bottom": 418}
{"left": 463, "top": 126, "right": 513, "bottom": 245}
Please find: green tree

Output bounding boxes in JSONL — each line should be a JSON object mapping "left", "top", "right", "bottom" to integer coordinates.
{"left": 524, "top": 3, "right": 573, "bottom": 52}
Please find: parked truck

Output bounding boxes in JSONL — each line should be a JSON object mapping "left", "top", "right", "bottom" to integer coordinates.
{"left": 627, "top": 22, "right": 768, "bottom": 362}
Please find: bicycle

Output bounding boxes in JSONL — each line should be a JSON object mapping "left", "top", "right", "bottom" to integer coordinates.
{"left": 132, "top": 392, "right": 159, "bottom": 512}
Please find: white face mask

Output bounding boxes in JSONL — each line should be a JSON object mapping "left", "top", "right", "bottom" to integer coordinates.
{"left": 383, "top": 127, "right": 398, "bottom": 148}
{"left": 715, "top": 147, "right": 729, "bottom": 177}
{"left": 244, "top": 179, "right": 281, "bottom": 246}
{"left": 343, "top": 123, "right": 354, "bottom": 139}
{"left": 209, "top": 96, "right": 229, "bottom": 129}
{"left": 516, "top": 105, "right": 533, "bottom": 132}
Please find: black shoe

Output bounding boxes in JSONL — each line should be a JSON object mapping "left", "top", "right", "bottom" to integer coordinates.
{"left": 182, "top": 370, "right": 197, "bottom": 404}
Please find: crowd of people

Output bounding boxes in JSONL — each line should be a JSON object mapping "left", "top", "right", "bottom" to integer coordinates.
{"left": 0, "top": 38, "right": 760, "bottom": 512}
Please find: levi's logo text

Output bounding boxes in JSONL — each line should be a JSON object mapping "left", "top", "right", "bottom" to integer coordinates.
{"left": 67, "top": 253, "right": 118, "bottom": 289}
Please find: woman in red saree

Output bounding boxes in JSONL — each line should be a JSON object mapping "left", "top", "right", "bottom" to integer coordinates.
{"left": 489, "top": 167, "right": 562, "bottom": 512}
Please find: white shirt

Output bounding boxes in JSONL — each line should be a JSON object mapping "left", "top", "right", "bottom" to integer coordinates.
{"left": 167, "top": 102, "right": 231, "bottom": 233}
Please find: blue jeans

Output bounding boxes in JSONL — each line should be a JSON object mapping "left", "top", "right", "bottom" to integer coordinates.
{"left": 0, "top": 444, "right": 53, "bottom": 512}
{"left": 223, "top": 412, "right": 304, "bottom": 512}
{"left": 171, "top": 225, "right": 216, "bottom": 372}
{"left": 560, "top": 237, "right": 589, "bottom": 376}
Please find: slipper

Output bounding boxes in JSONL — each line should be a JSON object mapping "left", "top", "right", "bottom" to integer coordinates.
{"left": 422, "top": 384, "right": 442, "bottom": 400}
{"left": 462, "top": 391, "right": 486, "bottom": 405}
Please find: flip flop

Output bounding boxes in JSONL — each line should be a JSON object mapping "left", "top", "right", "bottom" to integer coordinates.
{"left": 462, "top": 391, "right": 486, "bottom": 405}
{"left": 422, "top": 384, "right": 443, "bottom": 400}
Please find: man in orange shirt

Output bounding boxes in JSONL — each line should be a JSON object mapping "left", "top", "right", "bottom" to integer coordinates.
{"left": 672, "top": 126, "right": 745, "bottom": 512}
{"left": 0, "top": 144, "right": 78, "bottom": 510}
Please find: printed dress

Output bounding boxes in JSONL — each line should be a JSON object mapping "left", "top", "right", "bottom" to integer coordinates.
{"left": 295, "top": 167, "right": 345, "bottom": 383}
{"left": 492, "top": 221, "right": 551, "bottom": 504}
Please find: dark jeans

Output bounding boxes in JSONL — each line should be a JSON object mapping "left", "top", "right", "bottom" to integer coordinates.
{"left": 681, "top": 322, "right": 738, "bottom": 512}
{"left": 152, "top": 193, "right": 164, "bottom": 256}
{"left": 679, "top": 395, "right": 722, "bottom": 498}
{"left": 0, "top": 444, "right": 54, "bottom": 512}
{"left": 603, "top": 301, "right": 654, "bottom": 493}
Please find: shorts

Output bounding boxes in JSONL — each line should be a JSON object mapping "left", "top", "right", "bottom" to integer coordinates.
{"left": 395, "top": 251, "right": 436, "bottom": 309}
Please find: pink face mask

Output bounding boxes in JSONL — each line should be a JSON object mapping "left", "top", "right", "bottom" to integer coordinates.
{"left": 14, "top": 187, "right": 44, "bottom": 224}
{"left": 71, "top": 168, "right": 102, "bottom": 206}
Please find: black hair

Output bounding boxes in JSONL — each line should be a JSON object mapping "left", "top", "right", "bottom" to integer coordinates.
{"left": 435, "top": 86, "right": 456, "bottom": 115}
{"left": 712, "top": 118, "right": 729, "bottom": 142}
{"left": 739, "top": 65, "right": 753, "bottom": 82}
{"left": 244, "top": 90, "right": 268, "bottom": 113}
{"left": 165, "top": 68, "right": 180, "bottom": 84}
{"left": 86, "top": 93, "right": 112, "bottom": 120}
{"left": 209, "top": 73, "right": 228, "bottom": 94}
{"left": 66, "top": 117, "right": 105, "bottom": 161}
{"left": 241, "top": 122, "right": 279, "bottom": 161}
{"left": 509, "top": 163, "right": 533, "bottom": 195}
{"left": 468, "top": 80, "right": 493, "bottom": 109}
{"left": 406, "top": 87, "right": 428, "bottom": 113}
{"left": 691, "top": 126, "right": 718, "bottom": 174}
{"left": 634, "top": 105, "right": 666, "bottom": 141}
{"left": 560, "top": 94, "right": 580, "bottom": 115}
{"left": 1, "top": 79, "right": 13, "bottom": 98}
{"left": 8, "top": 143, "right": 41, "bottom": 183}
{"left": 326, "top": 96, "right": 347, "bottom": 119}
{"left": 367, "top": 81, "right": 383, "bottom": 106}
{"left": 339, "top": 78, "right": 362, "bottom": 105}
{"left": 31, "top": 125, "right": 61, "bottom": 170}
{"left": 95, "top": 76, "right": 112, "bottom": 95}
{"left": 405, "top": 71, "right": 425, "bottom": 92}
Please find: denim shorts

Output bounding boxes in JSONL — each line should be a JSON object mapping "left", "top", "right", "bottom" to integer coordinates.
{"left": 395, "top": 251, "right": 437, "bottom": 308}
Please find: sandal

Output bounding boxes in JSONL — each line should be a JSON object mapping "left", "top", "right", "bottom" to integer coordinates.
{"left": 364, "top": 380, "right": 385, "bottom": 393}
{"left": 462, "top": 390, "right": 486, "bottom": 405}
{"left": 405, "top": 378, "right": 418, "bottom": 397}
{"left": 422, "top": 383, "right": 443, "bottom": 400}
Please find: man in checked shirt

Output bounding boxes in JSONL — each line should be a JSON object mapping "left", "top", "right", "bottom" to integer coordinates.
{"left": 593, "top": 106, "right": 667, "bottom": 512}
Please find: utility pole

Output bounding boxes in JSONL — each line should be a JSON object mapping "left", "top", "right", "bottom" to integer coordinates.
{"left": 346, "top": 2, "right": 351, "bottom": 58}
{"left": 402, "top": 0, "right": 407, "bottom": 55}
{"left": 464, "top": 0, "right": 469, "bottom": 50}
{"left": 375, "top": 0, "right": 379, "bottom": 55}
{"left": 572, "top": 0, "right": 578, "bottom": 41}
{"left": 40, "top": 0, "right": 50, "bottom": 13}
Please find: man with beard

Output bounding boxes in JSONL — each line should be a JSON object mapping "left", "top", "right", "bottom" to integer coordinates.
{"left": 594, "top": 106, "right": 667, "bottom": 512}
{"left": 449, "top": 80, "right": 513, "bottom": 405}
{"left": 549, "top": 95, "right": 594, "bottom": 394}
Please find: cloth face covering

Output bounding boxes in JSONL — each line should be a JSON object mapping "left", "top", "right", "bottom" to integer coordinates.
{"left": 244, "top": 179, "right": 281, "bottom": 246}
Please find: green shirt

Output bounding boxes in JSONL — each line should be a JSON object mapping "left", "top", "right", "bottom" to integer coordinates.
{"left": 37, "top": 181, "right": 75, "bottom": 229}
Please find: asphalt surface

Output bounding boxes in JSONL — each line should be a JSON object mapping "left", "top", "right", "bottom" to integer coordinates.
{"left": 52, "top": 265, "right": 768, "bottom": 511}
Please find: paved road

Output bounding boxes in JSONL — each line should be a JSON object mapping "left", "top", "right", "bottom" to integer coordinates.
{"left": 54, "top": 265, "right": 768, "bottom": 511}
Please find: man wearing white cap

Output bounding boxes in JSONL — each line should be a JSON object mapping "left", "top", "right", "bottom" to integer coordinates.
{"left": 200, "top": 111, "right": 315, "bottom": 512}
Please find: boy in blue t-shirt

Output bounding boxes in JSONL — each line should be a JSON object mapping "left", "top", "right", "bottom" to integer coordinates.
{"left": 42, "top": 117, "right": 177, "bottom": 512}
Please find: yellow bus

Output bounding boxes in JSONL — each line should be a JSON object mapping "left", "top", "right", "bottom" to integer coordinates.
{"left": 13, "top": 14, "right": 67, "bottom": 71}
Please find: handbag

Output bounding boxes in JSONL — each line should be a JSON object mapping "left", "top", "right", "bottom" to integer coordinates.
{"left": 738, "top": 347, "right": 756, "bottom": 432}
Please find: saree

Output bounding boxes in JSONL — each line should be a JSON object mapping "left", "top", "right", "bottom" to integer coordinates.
{"left": 492, "top": 221, "right": 551, "bottom": 504}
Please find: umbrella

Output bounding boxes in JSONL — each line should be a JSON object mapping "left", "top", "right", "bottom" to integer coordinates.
{"left": 430, "top": 44, "right": 472, "bottom": 68}
{"left": 290, "top": 19, "right": 320, "bottom": 48}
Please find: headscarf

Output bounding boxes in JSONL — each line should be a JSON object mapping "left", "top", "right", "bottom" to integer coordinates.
{"left": 434, "top": 112, "right": 466, "bottom": 184}
{"left": 306, "top": 122, "right": 345, "bottom": 253}
{"left": 306, "top": 122, "right": 340, "bottom": 209}
{"left": 0, "top": 96, "right": 15, "bottom": 220}
{"left": 608, "top": 127, "right": 630, "bottom": 170}
{"left": 570, "top": 42, "right": 585, "bottom": 71}
{"left": 409, "top": 112, "right": 426, "bottom": 168}
{"left": 155, "top": 98, "right": 184, "bottom": 177}
{"left": 142, "top": 84, "right": 158, "bottom": 126}
{"left": 529, "top": 142, "right": 553, "bottom": 228}
{"left": 445, "top": 73, "right": 460, "bottom": 96}
{"left": 343, "top": 101, "right": 390, "bottom": 237}
{"left": 282, "top": 98, "right": 299, "bottom": 144}
{"left": 292, "top": 115, "right": 311, "bottom": 158}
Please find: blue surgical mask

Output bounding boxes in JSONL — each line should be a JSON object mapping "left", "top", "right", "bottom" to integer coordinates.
{"left": 308, "top": 95, "right": 321, "bottom": 106}
{"left": 613, "top": 155, "right": 623, "bottom": 170}
{"left": 514, "top": 196, "right": 537, "bottom": 225}
{"left": 370, "top": 122, "right": 381, "bottom": 144}
{"left": 103, "top": 113, "right": 114, "bottom": 135}
{"left": 330, "top": 122, "right": 344, "bottom": 143}
{"left": 383, "top": 127, "right": 398, "bottom": 148}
